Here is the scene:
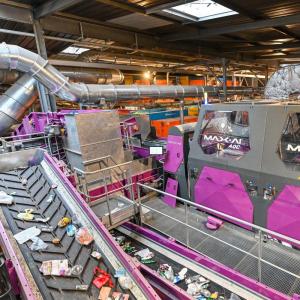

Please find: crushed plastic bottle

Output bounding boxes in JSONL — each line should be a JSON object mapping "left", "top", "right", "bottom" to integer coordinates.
{"left": 0, "top": 191, "right": 14, "bottom": 205}
{"left": 91, "top": 251, "right": 102, "bottom": 260}
{"left": 58, "top": 217, "right": 71, "bottom": 228}
{"left": 118, "top": 276, "right": 133, "bottom": 290}
{"left": 173, "top": 267, "right": 187, "bottom": 284}
{"left": 46, "top": 195, "right": 54, "bottom": 203}
{"left": 157, "top": 264, "right": 174, "bottom": 281}
{"left": 75, "top": 227, "right": 94, "bottom": 245}
{"left": 30, "top": 237, "right": 48, "bottom": 251}
{"left": 66, "top": 224, "right": 77, "bottom": 237}
{"left": 71, "top": 265, "right": 83, "bottom": 276}
{"left": 17, "top": 209, "right": 34, "bottom": 221}
{"left": 186, "top": 279, "right": 210, "bottom": 296}
{"left": 115, "top": 236, "right": 126, "bottom": 245}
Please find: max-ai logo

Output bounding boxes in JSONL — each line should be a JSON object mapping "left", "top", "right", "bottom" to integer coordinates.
{"left": 203, "top": 134, "right": 242, "bottom": 145}
{"left": 286, "top": 143, "right": 300, "bottom": 152}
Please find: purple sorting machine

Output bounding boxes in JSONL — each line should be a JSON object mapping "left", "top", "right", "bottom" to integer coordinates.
{"left": 12, "top": 110, "right": 104, "bottom": 137}
{"left": 163, "top": 122, "right": 196, "bottom": 203}
{"left": 187, "top": 102, "right": 300, "bottom": 241}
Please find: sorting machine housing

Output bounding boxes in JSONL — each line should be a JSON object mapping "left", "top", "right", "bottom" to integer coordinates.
{"left": 188, "top": 101, "right": 300, "bottom": 241}
{"left": 163, "top": 123, "right": 197, "bottom": 200}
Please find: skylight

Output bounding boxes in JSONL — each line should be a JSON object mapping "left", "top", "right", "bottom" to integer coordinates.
{"left": 62, "top": 46, "right": 89, "bottom": 55}
{"left": 164, "top": 0, "right": 238, "bottom": 22}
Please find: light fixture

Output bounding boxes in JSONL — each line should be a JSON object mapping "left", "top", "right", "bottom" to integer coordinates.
{"left": 143, "top": 70, "right": 151, "bottom": 79}
{"left": 62, "top": 46, "right": 89, "bottom": 55}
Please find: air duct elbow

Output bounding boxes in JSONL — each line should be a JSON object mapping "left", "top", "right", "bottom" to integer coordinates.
{"left": 0, "top": 74, "right": 36, "bottom": 135}
{"left": 61, "top": 68, "right": 124, "bottom": 84}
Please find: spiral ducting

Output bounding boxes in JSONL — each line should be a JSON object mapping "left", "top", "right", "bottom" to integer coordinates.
{"left": 0, "top": 70, "right": 19, "bottom": 84}
{"left": 0, "top": 74, "right": 36, "bottom": 134}
{"left": 61, "top": 68, "right": 124, "bottom": 84}
{"left": 0, "top": 43, "right": 218, "bottom": 103}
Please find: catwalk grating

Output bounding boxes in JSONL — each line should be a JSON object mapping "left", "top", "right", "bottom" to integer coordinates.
{"left": 0, "top": 166, "right": 131, "bottom": 300}
{"left": 144, "top": 197, "right": 300, "bottom": 296}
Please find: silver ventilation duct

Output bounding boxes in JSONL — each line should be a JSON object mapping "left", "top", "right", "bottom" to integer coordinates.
{"left": 0, "top": 70, "right": 19, "bottom": 84}
{"left": 0, "top": 69, "right": 124, "bottom": 85}
{"left": 61, "top": 68, "right": 124, "bottom": 84}
{"left": 0, "top": 74, "right": 36, "bottom": 134}
{"left": 0, "top": 43, "right": 218, "bottom": 103}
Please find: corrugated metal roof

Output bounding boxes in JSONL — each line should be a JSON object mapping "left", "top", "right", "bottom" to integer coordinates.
{"left": 63, "top": 0, "right": 130, "bottom": 21}
{"left": 6, "top": 0, "right": 300, "bottom": 64}
{"left": 108, "top": 13, "right": 171, "bottom": 29}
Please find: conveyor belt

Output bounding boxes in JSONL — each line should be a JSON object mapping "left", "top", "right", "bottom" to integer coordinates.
{"left": 0, "top": 165, "right": 132, "bottom": 300}
{"left": 144, "top": 197, "right": 300, "bottom": 297}
{"left": 113, "top": 227, "right": 234, "bottom": 299}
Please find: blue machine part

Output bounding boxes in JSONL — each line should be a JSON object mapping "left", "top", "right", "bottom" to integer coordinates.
{"left": 148, "top": 109, "right": 188, "bottom": 121}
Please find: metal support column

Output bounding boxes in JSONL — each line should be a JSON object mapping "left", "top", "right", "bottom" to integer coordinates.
{"left": 265, "top": 65, "right": 269, "bottom": 86}
{"left": 33, "top": 19, "right": 57, "bottom": 112}
{"left": 222, "top": 58, "right": 228, "bottom": 102}
{"left": 179, "top": 100, "right": 184, "bottom": 124}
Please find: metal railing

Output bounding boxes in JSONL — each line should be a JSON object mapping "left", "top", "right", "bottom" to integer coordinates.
{"left": 74, "top": 155, "right": 131, "bottom": 218}
{"left": 0, "top": 132, "right": 65, "bottom": 160}
{"left": 74, "top": 155, "right": 163, "bottom": 227}
{"left": 135, "top": 182, "right": 300, "bottom": 285}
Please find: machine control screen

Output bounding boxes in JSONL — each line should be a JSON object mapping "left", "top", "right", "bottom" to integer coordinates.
{"left": 198, "top": 110, "right": 250, "bottom": 159}
{"left": 150, "top": 146, "right": 163, "bottom": 155}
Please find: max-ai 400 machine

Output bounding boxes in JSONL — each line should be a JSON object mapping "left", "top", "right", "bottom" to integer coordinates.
{"left": 188, "top": 101, "right": 300, "bottom": 242}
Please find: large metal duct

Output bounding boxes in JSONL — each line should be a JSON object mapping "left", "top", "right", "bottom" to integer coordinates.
{"left": 61, "top": 68, "right": 124, "bottom": 84}
{"left": 0, "top": 74, "right": 36, "bottom": 134}
{"left": 0, "top": 70, "right": 19, "bottom": 84}
{"left": 0, "top": 43, "right": 218, "bottom": 103}
{"left": 0, "top": 69, "right": 124, "bottom": 85}
{"left": 265, "top": 65, "right": 300, "bottom": 99}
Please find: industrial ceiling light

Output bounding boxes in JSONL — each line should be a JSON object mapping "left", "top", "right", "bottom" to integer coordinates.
{"left": 164, "top": 0, "right": 238, "bottom": 22}
{"left": 143, "top": 70, "right": 151, "bottom": 79}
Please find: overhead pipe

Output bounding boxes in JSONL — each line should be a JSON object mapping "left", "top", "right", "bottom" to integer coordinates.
{"left": 0, "top": 68, "right": 124, "bottom": 85}
{"left": 0, "top": 70, "right": 19, "bottom": 85}
{"left": 60, "top": 68, "right": 124, "bottom": 84}
{"left": 0, "top": 43, "right": 219, "bottom": 104}
{"left": 0, "top": 74, "right": 36, "bottom": 134}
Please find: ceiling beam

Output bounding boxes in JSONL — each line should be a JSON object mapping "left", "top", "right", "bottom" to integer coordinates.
{"left": 49, "top": 58, "right": 207, "bottom": 74}
{"left": 0, "top": 1, "right": 270, "bottom": 66}
{"left": 95, "top": 0, "right": 145, "bottom": 14}
{"left": 34, "top": 0, "right": 85, "bottom": 19}
{"left": 163, "top": 13, "right": 300, "bottom": 41}
{"left": 79, "top": 50, "right": 193, "bottom": 65}
{"left": 214, "top": 0, "right": 300, "bottom": 41}
{"left": 40, "top": 13, "right": 229, "bottom": 59}
{"left": 146, "top": 0, "right": 194, "bottom": 14}
{"left": 255, "top": 53, "right": 300, "bottom": 60}
{"left": 0, "top": 3, "right": 32, "bottom": 23}
{"left": 224, "top": 42, "right": 300, "bottom": 53}
{"left": 0, "top": 3, "right": 225, "bottom": 62}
